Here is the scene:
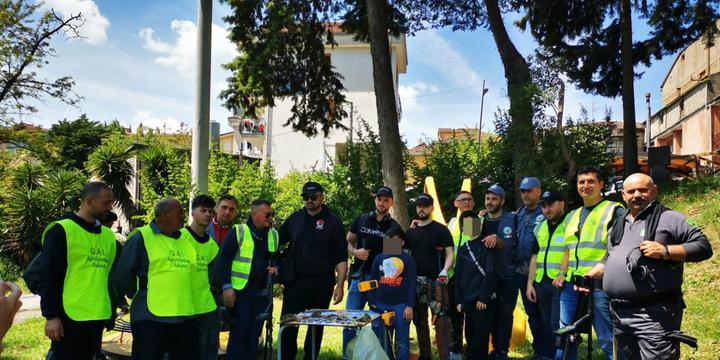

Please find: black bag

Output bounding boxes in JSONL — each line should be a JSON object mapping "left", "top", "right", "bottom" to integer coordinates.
{"left": 278, "top": 238, "right": 296, "bottom": 285}
{"left": 23, "top": 252, "right": 44, "bottom": 294}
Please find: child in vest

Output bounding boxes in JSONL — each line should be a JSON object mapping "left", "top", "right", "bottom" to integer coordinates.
{"left": 367, "top": 227, "right": 417, "bottom": 360}
{"left": 454, "top": 211, "right": 500, "bottom": 360}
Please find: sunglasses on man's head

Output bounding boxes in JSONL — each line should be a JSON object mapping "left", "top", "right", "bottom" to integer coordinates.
{"left": 302, "top": 195, "right": 319, "bottom": 201}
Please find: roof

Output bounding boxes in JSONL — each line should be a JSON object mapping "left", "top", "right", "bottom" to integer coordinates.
{"left": 409, "top": 143, "right": 427, "bottom": 156}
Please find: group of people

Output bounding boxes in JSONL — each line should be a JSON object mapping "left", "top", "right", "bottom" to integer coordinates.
{"left": 15, "top": 164, "right": 712, "bottom": 360}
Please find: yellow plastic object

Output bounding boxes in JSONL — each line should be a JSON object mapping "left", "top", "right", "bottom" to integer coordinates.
{"left": 488, "top": 306, "right": 528, "bottom": 352}
{"left": 423, "top": 177, "right": 446, "bottom": 225}
{"left": 358, "top": 280, "right": 379, "bottom": 292}
{"left": 381, "top": 311, "right": 395, "bottom": 327}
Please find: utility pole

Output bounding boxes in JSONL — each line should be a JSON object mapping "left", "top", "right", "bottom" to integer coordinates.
{"left": 191, "top": 0, "right": 212, "bottom": 195}
{"left": 478, "top": 80, "right": 489, "bottom": 143}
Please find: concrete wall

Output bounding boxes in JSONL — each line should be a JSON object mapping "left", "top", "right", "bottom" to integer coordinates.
{"left": 661, "top": 31, "right": 720, "bottom": 106}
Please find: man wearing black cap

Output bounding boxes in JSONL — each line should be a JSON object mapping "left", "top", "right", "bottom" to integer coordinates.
{"left": 406, "top": 193, "right": 454, "bottom": 360}
{"left": 526, "top": 190, "right": 568, "bottom": 360}
{"left": 342, "top": 186, "right": 400, "bottom": 358}
{"left": 279, "top": 182, "right": 347, "bottom": 360}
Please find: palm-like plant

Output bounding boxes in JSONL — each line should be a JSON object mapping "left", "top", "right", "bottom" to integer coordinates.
{"left": 87, "top": 140, "right": 136, "bottom": 222}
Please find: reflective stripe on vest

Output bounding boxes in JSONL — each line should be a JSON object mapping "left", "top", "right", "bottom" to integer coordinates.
{"left": 230, "top": 224, "right": 278, "bottom": 290}
{"left": 181, "top": 228, "right": 219, "bottom": 314}
{"left": 141, "top": 226, "right": 196, "bottom": 317}
{"left": 55, "top": 219, "right": 116, "bottom": 321}
{"left": 448, "top": 217, "right": 477, "bottom": 279}
{"left": 564, "top": 201, "right": 621, "bottom": 277}
{"left": 533, "top": 219, "right": 566, "bottom": 283}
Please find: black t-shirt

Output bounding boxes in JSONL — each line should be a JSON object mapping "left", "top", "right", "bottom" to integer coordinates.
{"left": 530, "top": 220, "right": 560, "bottom": 255}
{"left": 406, "top": 221, "right": 454, "bottom": 278}
{"left": 349, "top": 212, "right": 400, "bottom": 274}
{"left": 480, "top": 217, "right": 500, "bottom": 239}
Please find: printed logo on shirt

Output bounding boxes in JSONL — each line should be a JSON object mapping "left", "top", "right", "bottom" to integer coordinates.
{"left": 360, "top": 226, "right": 387, "bottom": 239}
{"left": 640, "top": 229, "right": 646, "bottom": 237}
{"left": 553, "top": 235, "right": 564, "bottom": 244}
{"left": 503, "top": 226, "right": 513, "bottom": 237}
{"left": 316, "top": 219, "right": 325, "bottom": 230}
{"left": 379, "top": 257, "right": 404, "bottom": 287}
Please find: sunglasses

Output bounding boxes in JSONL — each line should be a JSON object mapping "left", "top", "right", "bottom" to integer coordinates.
{"left": 264, "top": 211, "right": 275, "bottom": 219}
{"left": 302, "top": 195, "right": 319, "bottom": 201}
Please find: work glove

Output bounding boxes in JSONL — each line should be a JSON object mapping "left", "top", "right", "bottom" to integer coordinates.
{"left": 437, "top": 269, "right": 448, "bottom": 283}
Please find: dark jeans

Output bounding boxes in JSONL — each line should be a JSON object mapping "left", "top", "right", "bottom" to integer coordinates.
{"left": 226, "top": 287, "right": 270, "bottom": 359}
{"left": 196, "top": 309, "right": 220, "bottom": 360}
{"left": 130, "top": 319, "right": 200, "bottom": 360}
{"left": 516, "top": 274, "right": 547, "bottom": 358}
{"left": 490, "top": 278, "right": 517, "bottom": 355}
{"left": 281, "top": 277, "right": 334, "bottom": 360}
{"left": 610, "top": 299, "right": 684, "bottom": 360}
{"left": 534, "top": 278, "right": 561, "bottom": 360}
{"left": 50, "top": 316, "right": 105, "bottom": 360}
{"left": 413, "top": 303, "right": 432, "bottom": 359}
{"left": 446, "top": 277, "right": 464, "bottom": 354}
{"left": 464, "top": 300, "right": 494, "bottom": 360}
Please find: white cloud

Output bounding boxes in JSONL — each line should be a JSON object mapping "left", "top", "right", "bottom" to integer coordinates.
{"left": 413, "top": 30, "right": 483, "bottom": 94}
{"left": 398, "top": 82, "right": 440, "bottom": 113}
{"left": 139, "top": 20, "right": 236, "bottom": 78}
{"left": 40, "top": 0, "right": 109, "bottom": 45}
{"left": 132, "top": 110, "right": 184, "bottom": 133}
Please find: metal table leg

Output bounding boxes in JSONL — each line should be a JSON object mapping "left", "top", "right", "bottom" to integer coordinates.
{"left": 311, "top": 326, "right": 317, "bottom": 360}
{"left": 277, "top": 325, "right": 288, "bottom": 360}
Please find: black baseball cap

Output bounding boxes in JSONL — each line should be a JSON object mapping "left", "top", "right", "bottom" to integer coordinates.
{"left": 539, "top": 190, "right": 564, "bottom": 205}
{"left": 415, "top": 193, "right": 434, "bottom": 206}
{"left": 375, "top": 186, "right": 394, "bottom": 198}
{"left": 301, "top": 181, "right": 324, "bottom": 196}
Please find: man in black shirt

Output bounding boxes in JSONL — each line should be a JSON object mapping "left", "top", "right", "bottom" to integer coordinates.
{"left": 342, "top": 186, "right": 400, "bottom": 358}
{"left": 406, "top": 193, "right": 454, "bottom": 360}
{"left": 279, "top": 182, "right": 347, "bottom": 360}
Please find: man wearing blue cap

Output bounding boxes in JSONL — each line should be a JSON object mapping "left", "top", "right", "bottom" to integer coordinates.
{"left": 478, "top": 184, "right": 518, "bottom": 360}
{"left": 513, "top": 177, "right": 547, "bottom": 359}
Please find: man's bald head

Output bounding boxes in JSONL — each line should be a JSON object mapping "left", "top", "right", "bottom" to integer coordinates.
{"left": 154, "top": 198, "right": 185, "bottom": 234}
{"left": 622, "top": 173, "right": 657, "bottom": 216}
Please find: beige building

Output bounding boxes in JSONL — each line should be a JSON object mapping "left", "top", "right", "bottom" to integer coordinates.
{"left": 649, "top": 32, "right": 720, "bottom": 166}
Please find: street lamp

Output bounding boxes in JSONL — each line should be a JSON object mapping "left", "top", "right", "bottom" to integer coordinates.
{"left": 478, "top": 80, "right": 489, "bottom": 143}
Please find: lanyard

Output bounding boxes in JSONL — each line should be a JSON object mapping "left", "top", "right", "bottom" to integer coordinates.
{"left": 464, "top": 241, "right": 486, "bottom": 276}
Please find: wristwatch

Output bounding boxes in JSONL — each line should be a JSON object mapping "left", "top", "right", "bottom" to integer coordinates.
{"left": 661, "top": 244, "right": 670, "bottom": 260}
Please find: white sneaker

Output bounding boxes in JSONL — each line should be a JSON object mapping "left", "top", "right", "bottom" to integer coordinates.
{"left": 449, "top": 352, "right": 462, "bottom": 360}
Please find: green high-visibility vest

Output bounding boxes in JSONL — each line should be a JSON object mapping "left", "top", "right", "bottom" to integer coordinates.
{"left": 533, "top": 218, "right": 567, "bottom": 283}
{"left": 181, "top": 228, "right": 219, "bottom": 315}
{"left": 230, "top": 224, "right": 278, "bottom": 290}
{"left": 140, "top": 225, "right": 196, "bottom": 317}
{"left": 564, "top": 200, "right": 621, "bottom": 278}
{"left": 448, "top": 217, "right": 477, "bottom": 279}
{"left": 46, "top": 219, "right": 116, "bottom": 321}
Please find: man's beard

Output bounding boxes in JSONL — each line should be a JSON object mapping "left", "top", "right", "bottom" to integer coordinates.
{"left": 417, "top": 213, "right": 430, "bottom": 221}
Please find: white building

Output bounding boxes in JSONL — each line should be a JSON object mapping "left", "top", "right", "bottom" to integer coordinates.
{"left": 227, "top": 26, "right": 408, "bottom": 176}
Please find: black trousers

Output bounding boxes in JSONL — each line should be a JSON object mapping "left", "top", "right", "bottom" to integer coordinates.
{"left": 280, "top": 277, "right": 334, "bottom": 360}
{"left": 50, "top": 316, "right": 105, "bottom": 360}
{"left": 610, "top": 299, "right": 684, "bottom": 360}
{"left": 491, "top": 278, "right": 518, "bottom": 355}
{"left": 413, "top": 303, "right": 432, "bottom": 359}
{"left": 131, "top": 319, "right": 200, "bottom": 360}
{"left": 464, "top": 301, "right": 494, "bottom": 360}
{"left": 446, "top": 278, "right": 464, "bottom": 354}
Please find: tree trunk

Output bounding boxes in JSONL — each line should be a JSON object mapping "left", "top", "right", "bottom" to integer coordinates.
{"left": 620, "top": 0, "right": 640, "bottom": 177}
{"left": 364, "top": 0, "right": 410, "bottom": 228}
{"left": 556, "top": 79, "right": 576, "bottom": 183}
{"left": 484, "top": 0, "right": 534, "bottom": 206}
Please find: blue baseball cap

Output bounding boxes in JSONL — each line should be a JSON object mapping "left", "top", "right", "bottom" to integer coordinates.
{"left": 519, "top": 177, "right": 541, "bottom": 190}
{"left": 415, "top": 193, "right": 434, "bottom": 206}
{"left": 486, "top": 184, "right": 505, "bottom": 198}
